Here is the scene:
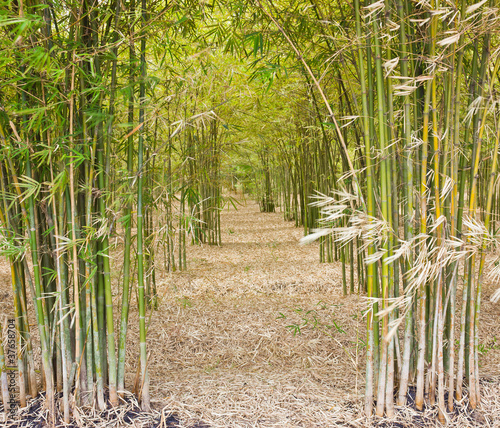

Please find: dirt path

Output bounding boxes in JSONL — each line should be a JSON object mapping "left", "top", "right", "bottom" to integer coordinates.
{"left": 142, "top": 197, "right": 365, "bottom": 427}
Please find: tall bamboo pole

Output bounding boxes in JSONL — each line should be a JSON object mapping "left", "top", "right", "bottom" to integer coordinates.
{"left": 137, "top": 0, "right": 150, "bottom": 409}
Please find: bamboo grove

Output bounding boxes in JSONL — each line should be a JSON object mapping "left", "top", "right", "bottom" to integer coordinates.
{"left": 1, "top": 0, "right": 500, "bottom": 424}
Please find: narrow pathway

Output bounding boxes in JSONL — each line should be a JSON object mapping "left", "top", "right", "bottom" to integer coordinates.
{"left": 143, "top": 197, "right": 365, "bottom": 427}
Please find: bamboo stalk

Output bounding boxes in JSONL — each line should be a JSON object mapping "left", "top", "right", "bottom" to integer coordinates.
{"left": 137, "top": 0, "right": 150, "bottom": 409}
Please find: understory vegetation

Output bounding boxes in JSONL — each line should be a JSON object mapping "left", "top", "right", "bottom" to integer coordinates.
{"left": 1, "top": 0, "right": 500, "bottom": 425}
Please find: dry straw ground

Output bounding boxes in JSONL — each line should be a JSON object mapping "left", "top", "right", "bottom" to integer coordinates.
{"left": 2, "top": 195, "right": 500, "bottom": 427}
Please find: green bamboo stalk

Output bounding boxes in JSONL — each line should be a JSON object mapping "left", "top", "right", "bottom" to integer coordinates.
{"left": 371, "top": 4, "right": 393, "bottom": 416}
{"left": 413, "top": 3, "right": 437, "bottom": 405}
{"left": 427, "top": 2, "right": 445, "bottom": 418}
{"left": 137, "top": 0, "right": 150, "bottom": 409}
{"left": 447, "top": 0, "right": 466, "bottom": 410}
{"left": 354, "top": 0, "right": 377, "bottom": 415}
{"left": 118, "top": 2, "right": 136, "bottom": 395}
{"left": 396, "top": 0, "right": 414, "bottom": 406}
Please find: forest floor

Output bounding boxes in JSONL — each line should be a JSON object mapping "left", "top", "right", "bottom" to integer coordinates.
{"left": 2, "top": 195, "right": 500, "bottom": 427}
{"left": 141, "top": 195, "right": 364, "bottom": 427}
